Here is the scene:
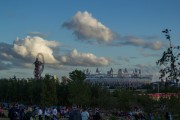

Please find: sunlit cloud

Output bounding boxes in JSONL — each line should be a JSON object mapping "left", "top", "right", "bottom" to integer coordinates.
{"left": 63, "top": 11, "right": 164, "bottom": 50}
{"left": 0, "top": 36, "right": 110, "bottom": 71}
{"left": 0, "top": 36, "right": 61, "bottom": 70}
{"left": 60, "top": 49, "right": 109, "bottom": 66}
{"left": 13, "top": 36, "right": 60, "bottom": 64}
{"left": 62, "top": 11, "right": 116, "bottom": 43}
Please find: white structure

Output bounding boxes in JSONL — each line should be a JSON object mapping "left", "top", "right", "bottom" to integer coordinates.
{"left": 85, "top": 68, "right": 153, "bottom": 89}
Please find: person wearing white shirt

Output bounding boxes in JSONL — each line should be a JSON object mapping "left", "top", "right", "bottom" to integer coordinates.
{"left": 38, "top": 108, "right": 43, "bottom": 120}
{"left": 81, "top": 108, "right": 89, "bottom": 120}
{"left": 44, "top": 108, "right": 50, "bottom": 120}
{"left": 52, "top": 107, "right": 58, "bottom": 120}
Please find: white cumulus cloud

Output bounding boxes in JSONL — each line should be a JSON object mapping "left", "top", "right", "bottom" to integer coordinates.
{"left": 0, "top": 36, "right": 110, "bottom": 71}
{"left": 63, "top": 11, "right": 116, "bottom": 43}
{"left": 62, "top": 11, "right": 164, "bottom": 50}
{"left": 60, "top": 49, "right": 109, "bottom": 66}
{"left": 13, "top": 36, "right": 60, "bottom": 64}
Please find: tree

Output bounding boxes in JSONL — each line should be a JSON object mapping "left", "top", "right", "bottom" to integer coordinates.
{"left": 68, "top": 70, "right": 90, "bottom": 106}
{"left": 69, "top": 69, "right": 86, "bottom": 82}
{"left": 40, "top": 74, "right": 58, "bottom": 107}
{"left": 157, "top": 29, "right": 180, "bottom": 83}
{"left": 56, "top": 82, "right": 69, "bottom": 105}
{"left": 116, "top": 90, "right": 136, "bottom": 111}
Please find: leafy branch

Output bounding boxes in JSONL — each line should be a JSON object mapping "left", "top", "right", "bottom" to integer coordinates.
{"left": 156, "top": 29, "right": 180, "bottom": 83}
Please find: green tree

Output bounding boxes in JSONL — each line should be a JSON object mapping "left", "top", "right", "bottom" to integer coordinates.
{"left": 136, "top": 94, "right": 155, "bottom": 112}
{"left": 68, "top": 70, "right": 90, "bottom": 106}
{"left": 56, "top": 82, "right": 69, "bottom": 105}
{"left": 89, "top": 84, "right": 101, "bottom": 107}
{"left": 157, "top": 29, "right": 180, "bottom": 83}
{"left": 40, "top": 74, "right": 58, "bottom": 107}
{"left": 0, "top": 79, "right": 8, "bottom": 102}
{"left": 26, "top": 79, "right": 34, "bottom": 104}
{"left": 97, "top": 88, "right": 117, "bottom": 109}
{"left": 115, "top": 90, "right": 136, "bottom": 111}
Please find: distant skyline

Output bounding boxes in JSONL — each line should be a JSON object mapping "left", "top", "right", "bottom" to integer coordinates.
{"left": 0, "top": 0, "right": 180, "bottom": 81}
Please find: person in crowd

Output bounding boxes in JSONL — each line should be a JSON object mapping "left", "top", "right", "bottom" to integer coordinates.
{"left": 60, "top": 107, "right": 66, "bottom": 118}
{"left": 0, "top": 106, "right": 3, "bottom": 117}
{"left": 19, "top": 106, "right": 25, "bottom": 120}
{"left": 88, "top": 109, "right": 93, "bottom": 120}
{"left": 8, "top": 103, "right": 20, "bottom": 120}
{"left": 52, "top": 107, "right": 58, "bottom": 120}
{"left": 148, "top": 112, "right": 154, "bottom": 120}
{"left": 165, "top": 112, "right": 172, "bottom": 120}
{"left": 81, "top": 107, "right": 89, "bottom": 120}
{"left": 44, "top": 108, "right": 51, "bottom": 120}
{"left": 69, "top": 104, "right": 82, "bottom": 120}
{"left": 38, "top": 107, "right": 43, "bottom": 120}
{"left": 93, "top": 108, "right": 101, "bottom": 120}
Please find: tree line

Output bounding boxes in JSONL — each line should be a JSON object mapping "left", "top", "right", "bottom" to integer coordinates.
{"left": 0, "top": 70, "right": 180, "bottom": 116}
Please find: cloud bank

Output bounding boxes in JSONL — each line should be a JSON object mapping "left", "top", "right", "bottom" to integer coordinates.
{"left": 109, "top": 36, "right": 163, "bottom": 50}
{"left": 63, "top": 11, "right": 164, "bottom": 50}
{"left": 62, "top": 11, "right": 116, "bottom": 43}
{"left": 13, "top": 36, "right": 59, "bottom": 64}
{"left": 0, "top": 36, "right": 109, "bottom": 70}
{"left": 60, "top": 49, "right": 109, "bottom": 66}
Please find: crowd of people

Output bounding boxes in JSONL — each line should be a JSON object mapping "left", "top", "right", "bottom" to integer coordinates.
{"left": 6, "top": 103, "right": 102, "bottom": 120}
{"left": 0, "top": 102, "right": 174, "bottom": 120}
{"left": 68, "top": 104, "right": 101, "bottom": 120}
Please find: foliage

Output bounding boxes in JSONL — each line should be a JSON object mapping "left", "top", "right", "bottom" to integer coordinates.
{"left": 56, "top": 82, "right": 69, "bottom": 105}
{"left": 68, "top": 70, "right": 90, "bottom": 106}
{"left": 136, "top": 94, "right": 155, "bottom": 112}
{"left": 40, "top": 74, "right": 57, "bottom": 107}
{"left": 0, "top": 75, "right": 58, "bottom": 107}
{"left": 156, "top": 29, "right": 180, "bottom": 83}
{"left": 0, "top": 69, "right": 180, "bottom": 113}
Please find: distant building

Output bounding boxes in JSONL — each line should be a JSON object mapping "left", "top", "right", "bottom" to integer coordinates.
{"left": 85, "top": 68, "right": 153, "bottom": 89}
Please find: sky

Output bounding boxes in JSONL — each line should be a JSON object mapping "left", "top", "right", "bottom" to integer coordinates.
{"left": 0, "top": 0, "right": 180, "bottom": 81}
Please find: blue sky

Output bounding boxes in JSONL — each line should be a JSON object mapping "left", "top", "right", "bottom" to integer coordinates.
{"left": 0, "top": 0, "right": 180, "bottom": 81}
